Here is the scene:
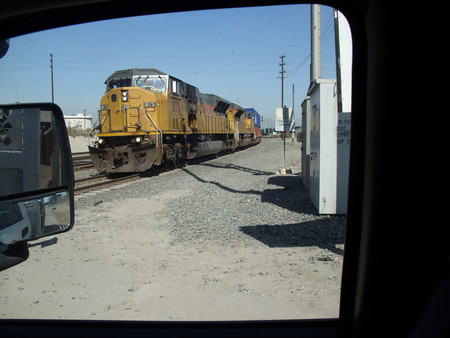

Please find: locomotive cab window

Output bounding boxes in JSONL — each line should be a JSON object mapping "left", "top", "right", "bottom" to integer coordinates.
{"left": 135, "top": 76, "right": 167, "bottom": 93}
{"left": 171, "top": 79, "right": 180, "bottom": 95}
{"left": 107, "top": 78, "right": 132, "bottom": 91}
{"left": 0, "top": 4, "right": 351, "bottom": 322}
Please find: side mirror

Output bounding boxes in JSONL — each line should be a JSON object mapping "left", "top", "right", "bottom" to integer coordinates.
{"left": 0, "top": 103, "right": 74, "bottom": 270}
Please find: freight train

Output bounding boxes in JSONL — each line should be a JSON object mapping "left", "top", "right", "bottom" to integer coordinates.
{"left": 88, "top": 68, "right": 261, "bottom": 174}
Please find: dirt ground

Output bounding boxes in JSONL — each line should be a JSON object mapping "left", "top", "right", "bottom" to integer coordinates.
{"left": 1, "top": 198, "right": 343, "bottom": 321}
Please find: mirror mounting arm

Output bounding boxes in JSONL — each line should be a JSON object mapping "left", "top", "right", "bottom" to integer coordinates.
{"left": 0, "top": 241, "right": 29, "bottom": 271}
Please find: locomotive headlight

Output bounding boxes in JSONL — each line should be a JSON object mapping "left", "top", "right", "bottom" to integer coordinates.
{"left": 98, "top": 138, "right": 104, "bottom": 145}
{"left": 122, "top": 91, "right": 128, "bottom": 102}
{"left": 135, "top": 137, "right": 142, "bottom": 143}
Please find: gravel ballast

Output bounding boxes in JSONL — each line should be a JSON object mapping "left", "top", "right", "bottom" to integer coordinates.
{"left": 1, "top": 137, "right": 346, "bottom": 321}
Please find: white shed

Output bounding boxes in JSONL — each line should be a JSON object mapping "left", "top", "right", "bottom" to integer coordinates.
{"left": 64, "top": 114, "right": 92, "bottom": 130}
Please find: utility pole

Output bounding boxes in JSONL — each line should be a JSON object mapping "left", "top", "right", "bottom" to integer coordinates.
{"left": 279, "top": 55, "right": 287, "bottom": 171}
{"left": 279, "top": 55, "right": 286, "bottom": 107}
{"left": 50, "top": 53, "right": 54, "bottom": 103}
{"left": 291, "top": 84, "right": 295, "bottom": 142}
{"left": 310, "top": 4, "right": 322, "bottom": 82}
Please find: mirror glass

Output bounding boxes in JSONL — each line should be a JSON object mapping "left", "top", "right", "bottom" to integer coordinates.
{"left": 0, "top": 105, "right": 70, "bottom": 198}
{"left": 0, "top": 104, "right": 73, "bottom": 243}
{"left": 0, "top": 191, "right": 70, "bottom": 244}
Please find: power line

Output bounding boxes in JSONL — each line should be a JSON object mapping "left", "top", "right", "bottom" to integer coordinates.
{"left": 322, "top": 11, "right": 335, "bottom": 42}
{"left": 288, "top": 53, "right": 310, "bottom": 75}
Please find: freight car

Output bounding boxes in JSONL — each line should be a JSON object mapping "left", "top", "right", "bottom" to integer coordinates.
{"left": 88, "top": 68, "right": 260, "bottom": 173}
{"left": 244, "top": 107, "right": 262, "bottom": 143}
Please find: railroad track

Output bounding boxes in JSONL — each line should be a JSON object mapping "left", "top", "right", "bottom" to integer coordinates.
{"left": 73, "top": 147, "right": 251, "bottom": 195}
{"left": 73, "top": 162, "right": 94, "bottom": 171}
{"left": 72, "top": 151, "right": 91, "bottom": 161}
{"left": 72, "top": 152, "right": 94, "bottom": 171}
{"left": 74, "top": 173, "right": 140, "bottom": 195}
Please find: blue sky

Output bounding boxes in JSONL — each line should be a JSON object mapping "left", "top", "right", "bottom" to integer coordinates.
{"left": 0, "top": 4, "right": 337, "bottom": 128}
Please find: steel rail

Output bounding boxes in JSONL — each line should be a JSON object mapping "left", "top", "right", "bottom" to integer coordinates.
{"left": 74, "top": 173, "right": 140, "bottom": 195}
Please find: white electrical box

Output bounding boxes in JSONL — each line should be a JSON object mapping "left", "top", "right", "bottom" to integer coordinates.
{"left": 308, "top": 79, "right": 337, "bottom": 214}
{"left": 335, "top": 10, "right": 352, "bottom": 214}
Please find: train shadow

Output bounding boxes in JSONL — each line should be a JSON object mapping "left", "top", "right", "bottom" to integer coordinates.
{"left": 181, "top": 166, "right": 317, "bottom": 215}
{"left": 199, "top": 162, "right": 274, "bottom": 176}
{"left": 139, "top": 151, "right": 273, "bottom": 178}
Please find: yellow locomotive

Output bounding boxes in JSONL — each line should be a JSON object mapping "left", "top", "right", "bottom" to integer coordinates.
{"left": 88, "top": 68, "right": 261, "bottom": 173}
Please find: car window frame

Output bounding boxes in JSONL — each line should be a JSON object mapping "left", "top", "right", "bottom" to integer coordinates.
{"left": 0, "top": 1, "right": 368, "bottom": 336}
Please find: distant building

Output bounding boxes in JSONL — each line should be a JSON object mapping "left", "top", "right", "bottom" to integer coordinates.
{"left": 64, "top": 114, "right": 92, "bottom": 130}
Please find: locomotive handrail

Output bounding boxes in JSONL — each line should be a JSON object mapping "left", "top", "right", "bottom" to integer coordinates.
{"left": 197, "top": 97, "right": 207, "bottom": 133}
{"left": 228, "top": 119, "right": 239, "bottom": 149}
{"left": 123, "top": 106, "right": 142, "bottom": 131}
{"left": 142, "top": 109, "right": 163, "bottom": 156}
{"left": 97, "top": 109, "right": 110, "bottom": 132}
